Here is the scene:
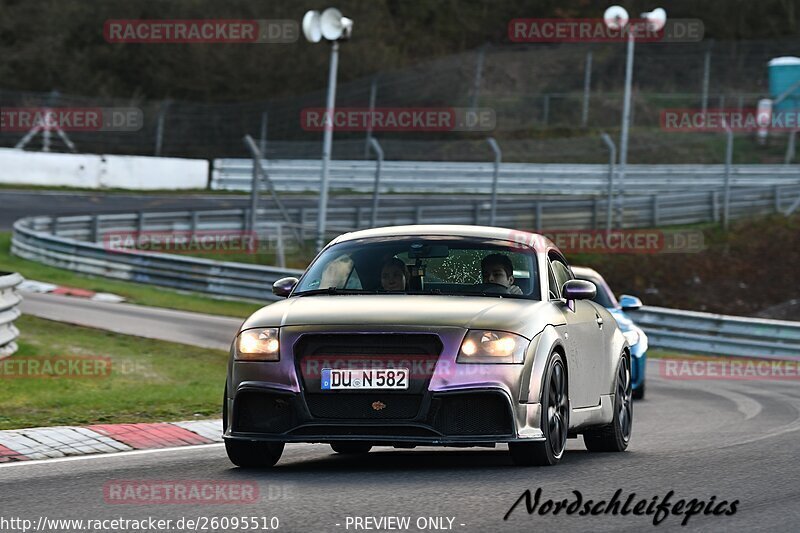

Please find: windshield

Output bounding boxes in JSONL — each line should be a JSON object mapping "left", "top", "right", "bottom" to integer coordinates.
{"left": 294, "top": 236, "right": 540, "bottom": 300}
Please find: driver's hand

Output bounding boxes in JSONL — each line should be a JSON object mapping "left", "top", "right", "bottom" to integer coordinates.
{"left": 508, "top": 284, "right": 523, "bottom": 295}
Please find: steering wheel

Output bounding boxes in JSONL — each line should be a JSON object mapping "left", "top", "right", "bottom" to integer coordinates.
{"left": 472, "top": 282, "right": 510, "bottom": 294}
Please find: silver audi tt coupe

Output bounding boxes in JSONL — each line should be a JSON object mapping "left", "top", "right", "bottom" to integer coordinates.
{"left": 223, "top": 225, "right": 633, "bottom": 467}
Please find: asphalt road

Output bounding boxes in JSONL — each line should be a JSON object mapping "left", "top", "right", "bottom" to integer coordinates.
{"left": 6, "top": 290, "right": 800, "bottom": 532}
{"left": 1, "top": 364, "right": 798, "bottom": 532}
{"left": 19, "top": 292, "right": 242, "bottom": 350}
{"left": 0, "top": 190, "right": 570, "bottom": 230}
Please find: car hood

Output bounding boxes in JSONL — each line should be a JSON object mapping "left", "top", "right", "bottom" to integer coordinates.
{"left": 241, "top": 294, "right": 560, "bottom": 338}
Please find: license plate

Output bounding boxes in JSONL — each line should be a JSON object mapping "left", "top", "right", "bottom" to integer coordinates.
{"left": 321, "top": 368, "right": 409, "bottom": 390}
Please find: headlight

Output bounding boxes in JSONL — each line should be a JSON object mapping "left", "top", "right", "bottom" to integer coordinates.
{"left": 235, "top": 328, "right": 280, "bottom": 361}
{"left": 457, "top": 330, "right": 528, "bottom": 364}
{"left": 623, "top": 330, "right": 640, "bottom": 347}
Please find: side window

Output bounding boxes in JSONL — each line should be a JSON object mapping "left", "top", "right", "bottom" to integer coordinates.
{"left": 548, "top": 254, "right": 573, "bottom": 298}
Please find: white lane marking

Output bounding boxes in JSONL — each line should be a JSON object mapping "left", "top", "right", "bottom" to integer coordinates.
{"left": 0, "top": 443, "right": 224, "bottom": 469}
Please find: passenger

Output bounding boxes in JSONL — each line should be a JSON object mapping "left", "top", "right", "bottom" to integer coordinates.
{"left": 380, "top": 257, "right": 409, "bottom": 291}
{"left": 480, "top": 253, "right": 523, "bottom": 295}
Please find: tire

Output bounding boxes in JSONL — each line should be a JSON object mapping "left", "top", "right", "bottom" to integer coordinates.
{"left": 330, "top": 442, "right": 372, "bottom": 454}
{"left": 225, "top": 439, "right": 284, "bottom": 468}
{"left": 509, "top": 352, "right": 569, "bottom": 466}
{"left": 584, "top": 356, "right": 632, "bottom": 452}
{"left": 632, "top": 379, "right": 645, "bottom": 400}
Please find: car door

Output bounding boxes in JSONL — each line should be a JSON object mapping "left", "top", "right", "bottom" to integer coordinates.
{"left": 549, "top": 253, "right": 605, "bottom": 408}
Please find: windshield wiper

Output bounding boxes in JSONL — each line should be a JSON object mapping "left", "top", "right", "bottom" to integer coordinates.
{"left": 293, "top": 287, "right": 380, "bottom": 297}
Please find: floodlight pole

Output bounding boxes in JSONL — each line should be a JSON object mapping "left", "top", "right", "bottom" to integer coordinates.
{"left": 617, "top": 29, "right": 635, "bottom": 229}
{"left": 316, "top": 41, "right": 340, "bottom": 252}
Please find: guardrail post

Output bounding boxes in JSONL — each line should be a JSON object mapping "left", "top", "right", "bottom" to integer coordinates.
{"left": 190, "top": 211, "right": 199, "bottom": 238}
{"left": 51, "top": 216, "right": 59, "bottom": 236}
{"left": 652, "top": 195, "right": 660, "bottom": 227}
{"left": 90, "top": 215, "right": 100, "bottom": 243}
{"left": 299, "top": 208, "right": 307, "bottom": 242}
{"left": 473, "top": 203, "right": 481, "bottom": 225}
{"left": 774, "top": 185, "right": 781, "bottom": 213}
{"left": 592, "top": 198, "right": 600, "bottom": 229}
{"left": 415, "top": 206, "right": 424, "bottom": 225}
{"left": 137, "top": 211, "right": 146, "bottom": 234}
{"left": 535, "top": 202, "right": 543, "bottom": 232}
{"left": 711, "top": 191, "right": 720, "bottom": 222}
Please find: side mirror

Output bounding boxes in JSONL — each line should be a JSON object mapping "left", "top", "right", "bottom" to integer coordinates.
{"left": 272, "top": 276, "right": 299, "bottom": 297}
{"left": 561, "top": 279, "right": 596, "bottom": 301}
{"left": 618, "top": 294, "right": 643, "bottom": 311}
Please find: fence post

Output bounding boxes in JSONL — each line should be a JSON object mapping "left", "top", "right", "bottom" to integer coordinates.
{"left": 592, "top": 198, "right": 600, "bottom": 229}
{"left": 154, "top": 100, "right": 171, "bottom": 157}
{"left": 774, "top": 185, "right": 782, "bottom": 213}
{"left": 582, "top": 51, "right": 593, "bottom": 127}
{"left": 785, "top": 130, "right": 797, "bottom": 164}
{"left": 473, "top": 203, "right": 481, "bottom": 225}
{"left": 368, "top": 137, "right": 384, "bottom": 227}
{"left": 542, "top": 94, "right": 550, "bottom": 126}
{"left": 486, "top": 137, "right": 502, "bottom": 225}
{"left": 275, "top": 223, "right": 286, "bottom": 268}
{"left": 365, "top": 77, "right": 378, "bottom": 158}
{"left": 469, "top": 44, "right": 487, "bottom": 114}
{"left": 600, "top": 132, "right": 616, "bottom": 232}
{"left": 415, "top": 206, "right": 424, "bottom": 225}
{"left": 723, "top": 126, "right": 734, "bottom": 229}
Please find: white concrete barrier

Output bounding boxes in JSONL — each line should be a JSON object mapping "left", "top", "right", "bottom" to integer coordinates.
{"left": 0, "top": 148, "right": 208, "bottom": 190}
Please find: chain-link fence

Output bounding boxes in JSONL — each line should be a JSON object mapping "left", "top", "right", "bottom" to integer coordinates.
{"left": 2, "top": 38, "right": 798, "bottom": 163}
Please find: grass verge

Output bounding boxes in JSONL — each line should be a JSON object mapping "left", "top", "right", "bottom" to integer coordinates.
{"left": 0, "top": 232, "right": 262, "bottom": 318}
{"left": 0, "top": 315, "right": 227, "bottom": 430}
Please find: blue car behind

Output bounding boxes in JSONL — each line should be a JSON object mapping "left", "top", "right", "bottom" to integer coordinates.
{"left": 573, "top": 266, "right": 648, "bottom": 400}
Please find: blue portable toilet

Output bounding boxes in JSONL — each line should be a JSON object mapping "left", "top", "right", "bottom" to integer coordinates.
{"left": 768, "top": 57, "right": 800, "bottom": 112}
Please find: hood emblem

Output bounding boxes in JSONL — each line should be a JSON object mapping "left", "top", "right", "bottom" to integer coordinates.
{"left": 371, "top": 401, "right": 386, "bottom": 411}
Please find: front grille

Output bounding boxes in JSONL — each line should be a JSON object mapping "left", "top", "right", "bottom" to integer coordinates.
{"left": 295, "top": 334, "right": 443, "bottom": 397}
{"left": 233, "top": 391, "right": 299, "bottom": 434}
{"left": 431, "top": 393, "right": 514, "bottom": 436}
{"left": 305, "top": 393, "right": 422, "bottom": 419}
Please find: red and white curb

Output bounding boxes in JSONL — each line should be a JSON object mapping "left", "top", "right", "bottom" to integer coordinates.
{"left": 0, "top": 419, "right": 222, "bottom": 462}
{"left": 18, "top": 280, "right": 126, "bottom": 303}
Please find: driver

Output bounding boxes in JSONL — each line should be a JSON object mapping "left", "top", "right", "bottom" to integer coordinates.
{"left": 480, "top": 253, "right": 523, "bottom": 295}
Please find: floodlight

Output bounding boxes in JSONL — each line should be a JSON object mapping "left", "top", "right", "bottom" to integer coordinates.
{"left": 642, "top": 8, "right": 667, "bottom": 32}
{"left": 603, "top": 6, "right": 629, "bottom": 30}
{"left": 320, "top": 8, "right": 352, "bottom": 41}
{"left": 302, "top": 10, "right": 322, "bottom": 43}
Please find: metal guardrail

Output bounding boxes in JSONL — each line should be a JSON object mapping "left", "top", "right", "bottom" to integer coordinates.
{"left": 0, "top": 272, "right": 23, "bottom": 360}
{"left": 212, "top": 159, "right": 800, "bottom": 195}
{"left": 12, "top": 218, "right": 303, "bottom": 302}
{"left": 630, "top": 306, "right": 800, "bottom": 359}
{"left": 10, "top": 181, "right": 800, "bottom": 305}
